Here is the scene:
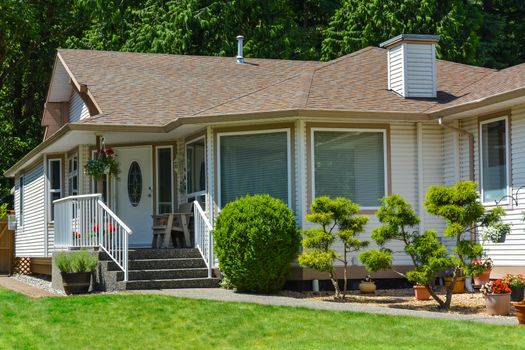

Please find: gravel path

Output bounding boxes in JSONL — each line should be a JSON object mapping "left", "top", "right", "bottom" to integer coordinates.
{"left": 9, "top": 274, "right": 65, "bottom": 296}
{"left": 132, "top": 288, "right": 518, "bottom": 326}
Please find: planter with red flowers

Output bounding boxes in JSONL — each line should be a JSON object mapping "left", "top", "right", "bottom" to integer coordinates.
{"left": 471, "top": 258, "right": 493, "bottom": 287}
{"left": 480, "top": 279, "right": 512, "bottom": 315}
{"left": 85, "top": 147, "right": 120, "bottom": 180}
{"left": 502, "top": 274, "right": 525, "bottom": 302}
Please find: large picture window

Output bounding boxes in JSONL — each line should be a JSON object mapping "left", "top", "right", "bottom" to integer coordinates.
{"left": 48, "top": 159, "right": 62, "bottom": 221}
{"left": 480, "top": 117, "right": 508, "bottom": 203}
{"left": 312, "top": 129, "right": 386, "bottom": 208}
{"left": 218, "top": 130, "right": 290, "bottom": 207}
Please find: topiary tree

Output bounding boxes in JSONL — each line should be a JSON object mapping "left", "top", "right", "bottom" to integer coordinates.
{"left": 360, "top": 181, "right": 506, "bottom": 309}
{"left": 214, "top": 194, "right": 300, "bottom": 293}
{"left": 298, "top": 197, "right": 369, "bottom": 299}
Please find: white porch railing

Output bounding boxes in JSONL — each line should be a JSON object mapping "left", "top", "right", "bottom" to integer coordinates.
{"left": 54, "top": 194, "right": 132, "bottom": 281}
{"left": 193, "top": 200, "right": 214, "bottom": 278}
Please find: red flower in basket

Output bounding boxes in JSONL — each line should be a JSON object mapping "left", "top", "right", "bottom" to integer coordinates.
{"left": 93, "top": 224, "right": 99, "bottom": 233}
{"left": 108, "top": 223, "right": 115, "bottom": 233}
{"left": 105, "top": 149, "right": 114, "bottom": 155}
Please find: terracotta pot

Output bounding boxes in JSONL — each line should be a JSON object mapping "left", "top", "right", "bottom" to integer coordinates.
{"left": 512, "top": 302, "right": 525, "bottom": 325}
{"left": 61, "top": 272, "right": 92, "bottom": 295}
{"left": 510, "top": 287, "right": 525, "bottom": 302}
{"left": 444, "top": 277, "right": 465, "bottom": 294}
{"left": 473, "top": 269, "right": 491, "bottom": 286}
{"left": 413, "top": 285, "right": 431, "bottom": 300}
{"left": 485, "top": 293, "right": 511, "bottom": 315}
{"left": 359, "top": 281, "right": 376, "bottom": 294}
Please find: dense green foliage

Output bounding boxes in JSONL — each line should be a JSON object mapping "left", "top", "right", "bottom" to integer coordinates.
{"left": 55, "top": 250, "right": 98, "bottom": 273}
{"left": 360, "top": 181, "right": 506, "bottom": 309}
{"left": 2, "top": 288, "right": 525, "bottom": 349}
{"left": 2, "top": 1, "right": 525, "bottom": 205}
{"left": 214, "top": 195, "right": 300, "bottom": 293}
{"left": 298, "top": 196, "right": 368, "bottom": 299}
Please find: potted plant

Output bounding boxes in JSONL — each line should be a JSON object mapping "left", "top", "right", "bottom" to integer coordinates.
{"left": 444, "top": 269, "right": 465, "bottom": 294}
{"left": 359, "top": 274, "right": 376, "bottom": 294}
{"left": 481, "top": 223, "right": 510, "bottom": 243}
{"left": 56, "top": 250, "right": 98, "bottom": 295}
{"left": 480, "top": 279, "right": 511, "bottom": 315}
{"left": 471, "top": 258, "right": 493, "bottom": 287}
{"left": 512, "top": 300, "right": 525, "bottom": 325}
{"left": 85, "top": 148, "right": 120, "bottom": 180}
{"left": 502, "top": 274, "right": 525, "bottom": 302}
{"left": 413, "top": 284, "right": 431, "bottom": 300}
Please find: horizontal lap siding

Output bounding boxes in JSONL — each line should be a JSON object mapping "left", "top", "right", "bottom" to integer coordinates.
{"left": 422, "top": 124, "right": 445, "bottom": 234}
{"left": 405, "top": 44, "right": 435, "bottom": 98}
{"left": 15, "top": 163, "right": 45, "bottom": 257}
{"left": 388, "top": 45, "right": 404, "bottom": 96}
{"left": 69, "top": 92, "right": 89, "bottom": 122}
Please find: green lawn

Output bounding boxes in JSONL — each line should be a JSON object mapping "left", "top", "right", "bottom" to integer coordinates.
{"left": 0, "top": 288, "right": 523, "bottom": 350}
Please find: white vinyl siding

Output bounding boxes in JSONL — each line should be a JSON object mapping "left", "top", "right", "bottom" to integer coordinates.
{"left": 69, "top": 91, "right": 90, "bottom": 122}
{"left": 218, "top": 130, "right": 291, "bottom": 208}
{"left": 388, "top": 45, "right": 405, "bottom": 96}
{"left": 14, "top": 163, "right": 46, "bottom": 257}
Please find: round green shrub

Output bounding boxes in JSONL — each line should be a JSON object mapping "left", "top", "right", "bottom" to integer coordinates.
{"left": 214, "top": 194, "right": 300, "bottom": 293}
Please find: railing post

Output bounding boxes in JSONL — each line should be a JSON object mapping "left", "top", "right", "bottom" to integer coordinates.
{"left": 208, "top": 227, "right": 213, "bottom": 278}
{"left": 124, "top": 227, "right": 128, "bottom": 281}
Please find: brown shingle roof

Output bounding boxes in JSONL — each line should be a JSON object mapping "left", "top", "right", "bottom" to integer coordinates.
{"left": 58, "top": 47, "right": 525, "bottom": 126}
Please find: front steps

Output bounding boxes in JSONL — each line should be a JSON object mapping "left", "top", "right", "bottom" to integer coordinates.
{"left": 94, "top": 248, "right": 220, "bottom": 291}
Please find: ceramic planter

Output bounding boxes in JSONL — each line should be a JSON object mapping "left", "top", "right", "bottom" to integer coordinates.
{"left": 510, "top": 287, "right": 525, "bottom": 302}
{"left": 413, "top": 285, "right": 431, "bottom": 300}
{"left": 512, "top": 302, "right": 525, "bottom": 325}
{"left": 359, "top": 281, "right": 376, "bottom": 294}
{"left": 61, "top": 272, "right": 92, "bottom": 295}
{"left": 485, "top": 293, "right": 511, "bottom": 315}
{"left": 473, "top": 269, "right": 491, "bottom": 286}
{"left": 444, "top": 277, "right": 465, "bottom": 294}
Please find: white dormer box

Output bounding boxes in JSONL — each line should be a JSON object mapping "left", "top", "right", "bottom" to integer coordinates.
{"left": 380, "top": 34, "right": 440, "bottom": 99}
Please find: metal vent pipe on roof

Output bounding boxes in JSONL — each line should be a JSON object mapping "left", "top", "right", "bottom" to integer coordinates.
{"left": 236, "top": 35, "right": 245, "bottom": 64}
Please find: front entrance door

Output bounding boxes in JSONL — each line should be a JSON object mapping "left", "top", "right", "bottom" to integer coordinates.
{"left": 115, "top": 146, "right": 153, "bottom": 247}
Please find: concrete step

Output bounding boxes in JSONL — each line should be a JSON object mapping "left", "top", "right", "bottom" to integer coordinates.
{"left": 125, "top": 277, "right": 220, "bottom": 290}
{"left": 117, "top": 268, "right": 209, "bottom": 281}
{"left": 99, "top": 248, "right": 202, "bottom": 261}
{"left": 106, "top": 258, "right": 207, "bottom": 271}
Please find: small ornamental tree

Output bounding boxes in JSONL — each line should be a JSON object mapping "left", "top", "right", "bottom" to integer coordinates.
{"left": 214, "top": 195, "right": 300, "bottom": 293}
{"left": 298, "top": 197, "right": 369, "bottom": 299}
{"left": 360, "top": 181, "right": 506, "bottom": 309}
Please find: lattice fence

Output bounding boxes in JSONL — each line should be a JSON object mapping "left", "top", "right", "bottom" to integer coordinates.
{"left": 13, "top": 257, "right": 31, "bottom": 275}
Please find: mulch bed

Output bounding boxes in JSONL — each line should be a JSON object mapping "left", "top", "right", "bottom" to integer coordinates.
{"left": 280, "top": 288, "right": 517, "bottom": 316}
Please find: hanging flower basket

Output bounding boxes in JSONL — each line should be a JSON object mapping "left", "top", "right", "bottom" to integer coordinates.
{"left": 85, "top": 148, "right": 120, "bottom": 180}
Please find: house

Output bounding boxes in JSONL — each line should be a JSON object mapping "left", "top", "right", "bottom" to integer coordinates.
{"left": 5, "top": 34, "right": 525, "bottom": 289}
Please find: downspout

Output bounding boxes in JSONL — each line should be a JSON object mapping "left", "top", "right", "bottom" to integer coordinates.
{"left": 437, "top": 117, "right": 476, "bottom": 293}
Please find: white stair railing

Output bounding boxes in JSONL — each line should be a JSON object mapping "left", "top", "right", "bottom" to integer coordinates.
{"left": 193, "top": 200, "right": 214, "bottom": 278}
{"left": 54, "top": 194, "right": 132, "bottom": 281}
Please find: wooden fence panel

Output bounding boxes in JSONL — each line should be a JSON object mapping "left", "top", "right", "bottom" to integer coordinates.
{"left": 0, "top": 221, "right": 14, "bottom": 275}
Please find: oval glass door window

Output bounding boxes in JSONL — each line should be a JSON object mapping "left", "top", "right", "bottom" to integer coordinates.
{"left": 128, "top": 161, "right": 142, "bottom": 207}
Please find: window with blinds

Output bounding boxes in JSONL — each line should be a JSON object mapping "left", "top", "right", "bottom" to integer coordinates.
{"left": 313, "top": 129, "right": 386, "bottom": 208}
{"left": 480, "top": 117, "right": 508, "bottom": 203}
{"left": 219, "top": 130, "right": 290, "bottom": 207}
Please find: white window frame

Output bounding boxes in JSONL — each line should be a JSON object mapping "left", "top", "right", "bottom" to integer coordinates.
{"left": 156, "top": 145, "right": 174, "bottom": 214}
{"left": 217, "top": 128, "right": 292, "bottom": 209}
{"left": 48, "top": 158, "right": 62, "bottom": 222}
{"left": 185, "top": 136, "right": 207, "bottom": 202}
{"left": 479, "top": 115, "right": 510, "bottom": 205}
{"left": 67, "top": 154, "right": 79, "bottom": 196}
{"left": 310, "top": 127, "right": 388, "bottom": 210}
{"left": 19, "top": 176, "right": 24, "bottom": 227}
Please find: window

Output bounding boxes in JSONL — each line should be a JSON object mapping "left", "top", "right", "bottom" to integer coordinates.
{"left": 218, "top": 130, "right": 290, "bottom": 207}
{"left": 157, "top": 147, "right": 173, "bottom": 214}
{"left": 480, "top": 117, "right": 508, "bottom": 203}
{"left": 67, "top": 155, "right": 79, "bottom": 196}
{"left": 186, "top": 138, "right": 206, "bottom": 205}
{"left": 19, "top": 176, "right": 24, "bottom": 226}
{"left": 48, "top": 159, "right": 62, "bottom": 221}
{"left": 312, "top": 129, "right": 386, "bottom": 208}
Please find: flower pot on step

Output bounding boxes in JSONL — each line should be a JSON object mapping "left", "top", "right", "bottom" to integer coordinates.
{"left": 414, "top": 285, "right": 431, "bottom": 300}
{"left": 61, "top": 272, "right": 92, "bottom": 295}
{"left": 444, "top": 277, "right": 465, "bottom": 294}
{"left": 359, "top": 281, "right": 376, "bottom": 294}
{"left": 511, "top": 287, "right": 525, "bottom": 302}
{"left": 485, "top": 293, "right": 511, "bottom": 315}
{"left": 512, "top": 302, "right": 525, "bottom": 325}
{"left": 474, "top": 269, "right": 491, "bottom": 286}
